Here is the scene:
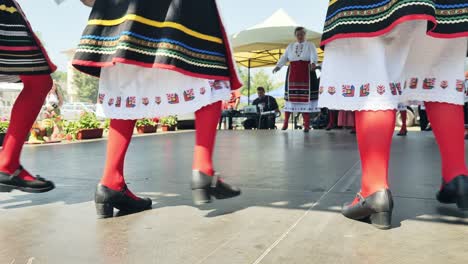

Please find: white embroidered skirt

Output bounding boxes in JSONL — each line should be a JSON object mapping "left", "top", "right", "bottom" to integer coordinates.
{"left": 96, "top": 63, "right": 231, "bottom": 119}
{"left": 284, "top": 100, "right": 320, "bottom": 113}
{"left": 319, "top": 21, "right": 467, "bottom": 111}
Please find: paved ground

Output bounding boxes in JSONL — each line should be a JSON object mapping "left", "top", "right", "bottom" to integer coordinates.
{"left": 1, "top": 130, "right": 467, "bottom": 264}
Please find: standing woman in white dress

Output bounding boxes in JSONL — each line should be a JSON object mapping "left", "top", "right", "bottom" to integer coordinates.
{"left": 273, "top": 27, "right": 319, "bottom": 133}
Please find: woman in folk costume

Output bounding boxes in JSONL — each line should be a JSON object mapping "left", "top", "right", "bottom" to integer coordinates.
{"left": 464, "top": 71, "right": 468, "bottom": 139}
{"left": 74, "top": 0, "right": 242, "bottom": 218}
{"left": 337, "top": 110, "right": 355, "bottom": 134}
{"left": 319, "top": 0, "right": 468, "bottom": 229}
{"left": 273, "top": 27, "right": 319, "bottom": 133}
{"left": 0, "top": 0, "right": 55, "bottom": 193}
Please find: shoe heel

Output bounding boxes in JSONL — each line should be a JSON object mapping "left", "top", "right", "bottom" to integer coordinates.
{"left": 95, "top": 203, "right": 114, "bottom": 219}
{"left": 456, "top": 195, "right": 468, "bottom": 211}
{"left": 192, "top": 188, "right": 211, "bottom": 205}
{"left": 0, "top": 184, "right": 14, "bottom": 192}
{"left": 370, "top": 212, "right": 392, "bottom": 230}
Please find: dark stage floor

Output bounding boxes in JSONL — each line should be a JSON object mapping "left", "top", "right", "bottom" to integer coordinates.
{"left": 1, "top": 130, "right": 467, "bottom": 264}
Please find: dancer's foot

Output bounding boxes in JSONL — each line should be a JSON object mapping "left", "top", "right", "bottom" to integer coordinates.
{"left": 342, "top": 189, "right": 393, "bottom": 230}
{"left": 304, "top": 128, "right": 310, "bottom": 133}
{"left": 281, "top": 125, "right": 288, "bottom": 131}
{"left": 0, "top": 166, "right": 54, "bottom": 193}
{"left": 325, "top": 125, "right": 335, "bottom": 131}
{"left": 437, "top": 175, "right": 468, "bottom": 210}
{"left": 191, "top": 170, "right": 241, "bottom": 205}
{"left": 95, "top": 184, "right": 152, "bottom": 219}
{"left": 397, "top": 129, "right": 407, "bottom": 136}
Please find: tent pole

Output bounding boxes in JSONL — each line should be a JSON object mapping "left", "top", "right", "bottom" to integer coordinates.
{"left": 248, "top": 59, "right": 251, "bottom": 105}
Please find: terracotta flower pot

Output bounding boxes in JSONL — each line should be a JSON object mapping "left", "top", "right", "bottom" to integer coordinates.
{"left": 137, "top": 125, "right": 157, "bottom": 134}
{"left": 77, "top": 128, "right": 104, "bottom": 140}
{"left": 162, "top": 125, "right": 176, "bottom": 132}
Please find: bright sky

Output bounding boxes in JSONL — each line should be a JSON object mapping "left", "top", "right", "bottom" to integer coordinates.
{"left": 17, "top": 0, "right": 329, "bottom": 72}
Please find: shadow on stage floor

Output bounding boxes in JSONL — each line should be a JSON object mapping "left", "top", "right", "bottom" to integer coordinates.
{"left": 1, "top": 130, "right": 467, "bottom": 230}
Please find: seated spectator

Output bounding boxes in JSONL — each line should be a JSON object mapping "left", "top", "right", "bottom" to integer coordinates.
{"left": 247, "top": 87, "right": 279, "bottom": 129}
{"left": 219, "top": 90, "right": 241, "bottom": 130}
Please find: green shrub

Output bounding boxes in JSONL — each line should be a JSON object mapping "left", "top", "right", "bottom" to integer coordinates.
{"left": 136, "top": 118, "right": 157, "bottom": 127}
{"left": 76, "top": 112, "right": 101, "bottom": 129}
{"left": 160, "top": 116, "right": 177, "bottom": 126}
{"left": 0, "top": 121, "right": 8, "bottom": 133}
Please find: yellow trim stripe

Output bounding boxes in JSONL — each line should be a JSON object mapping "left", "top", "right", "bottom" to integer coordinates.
{"left": 329, "top": 0, "right": 338, "bottom": 6}
{"left": 0, "top": 66, "right": 49, "bottom": 72}
{"left": 0, "top": 5, "right": 18, "bottom": 14}
{"left": 88, "top": 14, "right": 223, "bottom": 44}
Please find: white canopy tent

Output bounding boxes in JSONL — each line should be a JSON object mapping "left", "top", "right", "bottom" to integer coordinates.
{"left": 231, "top": 9, "right": 323, "bottom": 103}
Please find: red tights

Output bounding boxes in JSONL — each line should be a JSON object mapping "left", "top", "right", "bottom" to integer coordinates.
{"left": 282, "top": 112, "right": 310, "bottom": 130}
{"left": 356, "top": 102, "right": 468, "bottom": 198}
{"left": 400, "top": 110, "right": 407, "bottom": 133}
{"left": 100, "top": 102, "right": 222, "bottom": 198}
{"left": 0, "top": 75, "right": 52, "bottom": 181}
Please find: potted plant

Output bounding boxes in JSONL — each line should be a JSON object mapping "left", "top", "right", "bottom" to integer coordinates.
{"left": 63, "top": 120, "right": 79, "bottom": 141}
{"left": 102, "top": 119, "right": 110, "bottom": 131}
{"left": 0, "top": 119, "right": 9, "bottom": 146}
{"left": 76, "top": 112, "right": 104, "bottom": 140}
{"left": 101, "top": 119, "right": 111, "bottom": 137}
{"left": 160, "top": 116, "right": 177, "bottom": 132}
{"left": 136, "top": 118, "right": 157, "bottom": 134}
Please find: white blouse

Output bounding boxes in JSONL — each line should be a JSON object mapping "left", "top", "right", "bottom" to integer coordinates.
{"left": 276, "top": 41, "right": 318, "bottom": 69}
{"left": 46, "top": 93, "right": 59, "bottom": 105}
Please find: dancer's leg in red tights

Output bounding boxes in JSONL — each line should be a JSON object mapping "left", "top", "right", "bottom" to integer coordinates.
{"left": 425, "top": 102, "right": 468, "bottom": 183}
{"left": 303, "top": 113, "right": 310, "bottom": 131}
{"left": 193, "top": 101, "right": 222, "bottom": 176}
{"left": 355, "top": 110, "right": 396, "bottom": 199}
{"left": 0, "top": 75, "right": 52, "bottom": 181}
{"left": 282, "top": 112, "right": 291, "bottom": 130}
{"left": 326, "top": 110, "right": 335, "bottom": 129}
{"left": 399, "top": 110, "right": 407, "bottom": 133}
{"left": 100, "top": 119, "right": 141, "bottom": 200}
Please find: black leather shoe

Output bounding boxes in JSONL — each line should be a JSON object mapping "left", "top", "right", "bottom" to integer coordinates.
{"left": 342, "top": 189, "right": 393, "bottom": 230}
{"left": 191, "top": 171, "right": 241, "bottom": 205}
{"left": 437, "top": 175, "right": 468, "bottom": 210}
{"left": 397, "top": 131, "right": 407, "bottom": 136}
{"left": 0, "top": 166, "right": 54, "bottom": 193}
{"left": 95, "top": 184, "right": 152, "bottom": 219}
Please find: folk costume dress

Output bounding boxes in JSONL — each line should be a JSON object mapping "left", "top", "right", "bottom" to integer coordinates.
{"left": 0, "top": 0, "right": 55, "bottom": 194}
{"left": 319, "top": 0, "right": 468, "bottom": 229}
{"left": 276, "top": 41, "right": 320, "bottom": 113}
{"left": 0, "top": 0, "right": 56, "bottom": 82}
{"left": 72, "top": 0, "right": 241, "bottom": 119}
{"left": 319, "top": 0, "right": 468, "bottom": 111}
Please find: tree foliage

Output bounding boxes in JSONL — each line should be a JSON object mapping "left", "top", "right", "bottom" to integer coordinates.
{"left": 73, "top": 69, "right": 99, "bottom": 103}
{"left": 51, "top": 71, "right": 68, "bottom": 99}
{"left": 238, "top": 68, "right": 283, "bottom": 97}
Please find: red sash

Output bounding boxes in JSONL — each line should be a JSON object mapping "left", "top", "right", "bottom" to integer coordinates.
{"left": 287, "top": 61, "right": 310, "bottom": 103}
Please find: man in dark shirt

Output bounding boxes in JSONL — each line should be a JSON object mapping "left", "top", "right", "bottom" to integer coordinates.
{"left": 250, "top": 87, "right": 280, "bottom": 129}
{"left": 253, "top": 87, "right": 279, "bottom": 112}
